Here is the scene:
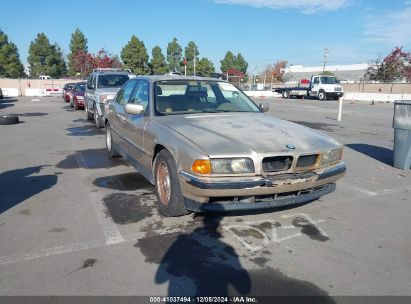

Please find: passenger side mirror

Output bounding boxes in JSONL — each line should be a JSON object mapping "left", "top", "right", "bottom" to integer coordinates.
{"left": 125, "top": 103, "right": 144, "bottom": 115}
{"left": 259, "top": 102, "right": 270, "bottom": 113}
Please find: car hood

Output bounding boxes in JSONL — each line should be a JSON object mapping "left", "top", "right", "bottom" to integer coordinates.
{"left": 158, "top": 112, "right": 341, "bottom": 156}
{"left": 95, "top": 88, "right": 121, "bottom": 94}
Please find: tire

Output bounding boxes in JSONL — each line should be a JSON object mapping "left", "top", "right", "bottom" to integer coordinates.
{"left": 70, "top": 97, "right": 74, "bottom": 108}
{"left": 94, "top": 103, "right": 104, "bottom": 128}
{"left": 154, "top": 149, "right": 189, "bottom": 217}
{"left": 106, "top": 123, "right": 120, "bottom": 158}
{"left": 318, "top": 90, "right": 327, "bottom": 101}
{"left": 0, "top": 115, "right": 19, "bottom": 125}
{"left": 85, "top": 103, "right": 93, "bottom": 120}
{"left": 282, "top": 90, "right": 290, "bottom": 99}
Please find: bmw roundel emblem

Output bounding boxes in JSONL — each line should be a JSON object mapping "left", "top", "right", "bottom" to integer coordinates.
{"left": 286, "top": 144, "right": 296, "bottom": 150}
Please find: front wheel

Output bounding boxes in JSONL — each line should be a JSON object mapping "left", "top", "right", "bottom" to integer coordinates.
{"left": 318, "top": 90, "right": 327, "bottom": 101}
{"left": 85, "top": 103, "right": 93, "bottom": 120}
{"left": 282, "top": 90, "right": 290, "bottom": 99}
{"left": 154, "top": 150, "right": 189, "bottom": 217}
{"left": 105, "top": 123, "right": 120, "bottom": 158}
{"left": 94, "top": 103, "right": 104, "bottom": 128}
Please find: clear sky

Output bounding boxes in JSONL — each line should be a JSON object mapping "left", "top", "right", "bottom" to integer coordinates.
{"left": 1, "top": 0, "right": 411, "bottom": 73}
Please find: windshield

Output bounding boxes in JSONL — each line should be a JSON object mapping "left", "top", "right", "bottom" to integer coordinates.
{"left": 97, "top": 74, "right": 130, "bottom": 88}
{"left": 75, "top": 84, "right": 85, "bottom": 92}
{"left": 320, "top": 76, "right": 337, "bottom": 84}
{"left": 155, "top": 80, "right": 260, "bottom": 115}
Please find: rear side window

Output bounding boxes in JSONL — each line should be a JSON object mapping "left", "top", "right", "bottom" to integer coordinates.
{"left": 97, "top": 74, "right": 130, "bottom": 88}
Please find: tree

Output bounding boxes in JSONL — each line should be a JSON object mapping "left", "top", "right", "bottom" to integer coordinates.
{"left": 320, "top": 71, "right": 334, "bottom": 76}
{"left": 73, "top": 50, "right": 94, "bottom": 78}
{"left": 184, "top": 41, "right": 199, "bottom": 75}
{"left": 150, "top": 45, "right": 167, "bottom": 75}
{"left": 73, "top": 48, "right": 123, "bottom": 78}
{"left": 196, "top": 58, "right": 215, "bottom": 77}
{"left": 167, "top": 38, "right": 182, "bottom": 73}
{"left": 95, "top": 48, "right": 123, "bottom": 69}
{"left": 27, "top": 33, "right": 66, "bottom": 78}
{"left": 121, "top": 35, "right": 150, "bottom": 75}
{"left": 365, "top": 47, "right": 411, "bottom": 83}
{"left": 272, "top": 60, "right": 287, "bottom": 82}
{"left": 68, "top": 28, "right": 88, "bottom": 76}
{"left": 220, "top": 51, "right": 236, "bottom": 73}
{"left": 0, "top": 29, "right": 25, "bottom": 78}
{"left": 235, "top": 53, "right": 248, "bottom": 74}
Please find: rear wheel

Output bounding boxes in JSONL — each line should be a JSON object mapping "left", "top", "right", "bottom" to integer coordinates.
{"left": 154, "top": 150, "right": 189, "bottom": 217}
{"left": 282, "top": 90, "right": 290, "bottom": 99}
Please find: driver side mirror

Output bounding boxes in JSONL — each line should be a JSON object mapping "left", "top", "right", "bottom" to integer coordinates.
{"left": 125, "top": 103, "right": 144, "bottom": 115}
{"left": 259, "top": 102, "right": 270, "bottom": 113}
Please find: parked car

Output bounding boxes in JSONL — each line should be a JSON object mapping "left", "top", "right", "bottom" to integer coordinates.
{"left": 63, "top": 83, "right": 75, "bottom": 102}
{"left": 85, "top": 68, "right": 134, "bottom": 128}
{"left": 0, "top": 88, "right": 3, "bottom": 99}
{"left": 68, "top": 82, "right": 86, "bottom": 110}
{"left": 105, "top": 76, "right": 346, "bottom": 217}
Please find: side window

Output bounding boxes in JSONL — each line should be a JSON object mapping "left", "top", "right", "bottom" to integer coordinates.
{"left": 92, "top": 74, "right": 97, "bottom": 88}
{"left": 115, "top": 79, "right": 138, "bottom": 105}
{"left": 129, "top": 80, "right": 149, "bottom": 111}
{"left": 87, "top": 74, "right": 93, "bottom": 89}
{"left": 313, "top": 77, "right": 319, "bottom": 85}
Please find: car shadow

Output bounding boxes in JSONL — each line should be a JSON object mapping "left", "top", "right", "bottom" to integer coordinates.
{"left": 0, "top": 97, "right": 18, "bottom": 110}
{"left": 66, "top": 125, "right": 104, "bottom": 136}
{"left": 345, "top": 143, "right": 393, "bottom": 166}
{"left": 0, "top": 166, "right": 57, "bottom": 214}
{"left": 136, "top": 215, "right": 335, "bottom": 301}
{"left": 56, "top": 148, "right": 128, "bottom": 169}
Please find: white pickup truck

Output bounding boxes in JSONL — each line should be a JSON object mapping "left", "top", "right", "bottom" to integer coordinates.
{"left": 273, "top": 75, "right": 344, "bottom": 101}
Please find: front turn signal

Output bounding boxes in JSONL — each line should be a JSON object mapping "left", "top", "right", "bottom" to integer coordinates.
{"left": 192, "top": 159, "right": 211, "bottom": 175}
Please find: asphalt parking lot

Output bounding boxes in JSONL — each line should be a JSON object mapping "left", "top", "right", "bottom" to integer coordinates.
{"left": 0, "top": 95, "right": 410, "bottom": 301}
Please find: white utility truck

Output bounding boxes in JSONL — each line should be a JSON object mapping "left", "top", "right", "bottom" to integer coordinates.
{"left": 273, "top": 75, "right": 344, "bottom": 100}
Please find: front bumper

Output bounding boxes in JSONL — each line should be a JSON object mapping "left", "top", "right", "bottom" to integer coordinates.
{"left": 179, "top": 162, "right": 346, "bottom": 211}
{"left": 184, "top": 183, "right": 336, "bottom": 212}
{"left": 326, "top": 92, "right": 344, "bottom": 98}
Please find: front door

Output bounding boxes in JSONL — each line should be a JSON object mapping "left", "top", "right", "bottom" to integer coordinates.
{"left": 122, "top": 80, "right": 150, "bottom": 174}
{"left": 109, "top": 79, "right": 138, "bottom": 154}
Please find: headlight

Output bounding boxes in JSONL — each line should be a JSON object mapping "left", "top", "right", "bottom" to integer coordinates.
{"left": 211, "top": 158, "right": 254, "bottom": 174}
{"left": 99, "top": 94, "right": 115, "bottom": 103}
{"left": 320, "top": 148, "right": 343, "bottom": 166}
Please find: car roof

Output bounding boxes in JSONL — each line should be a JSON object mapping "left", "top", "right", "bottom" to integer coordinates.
{"left": 133, "top": 75, "right": 229, "bottom": 83}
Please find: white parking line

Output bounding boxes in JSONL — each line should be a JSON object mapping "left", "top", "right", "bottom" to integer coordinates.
{"left": 339, "top": 182, "right": 379, "bottom": 196}
{"left": 75, "top": 152, "right": 125, "bottom": 245}
{"left": 0, "top": 239, "right": 106, "bottom": 266}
